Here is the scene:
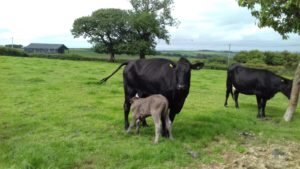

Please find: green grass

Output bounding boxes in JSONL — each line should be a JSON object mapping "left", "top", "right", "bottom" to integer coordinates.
{"left": 0, "top": 56, "right": 300, "bottom": 169}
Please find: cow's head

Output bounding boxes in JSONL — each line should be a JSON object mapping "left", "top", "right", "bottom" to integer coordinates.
{"left": 175, "top": 57, "right": 204, "bottom": 90}
{"left": 280, "top": 78, "right": 293, "bottom": 99}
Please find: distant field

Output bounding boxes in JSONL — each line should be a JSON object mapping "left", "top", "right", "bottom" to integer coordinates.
{"left": 159, "top": 50, "right": 235, "bottom": 58}
{"left": 68, "top": 48, "right": 232, "bottom": 59}
{"left": 1, "top": 56, "right": 300, "bottom": 168}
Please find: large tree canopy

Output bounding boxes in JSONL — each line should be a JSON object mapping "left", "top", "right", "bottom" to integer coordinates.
{"left": 71, "top": 8, "right": 129, "bottom": 62}
{"left": 129, "top": 0, "right": 178, "bottom": 58}
{"left": 238, "top": 0, "right": 300, "bottom": 39}
{"left": 238, "top": 0, "right": 300, "bottom": 121}
{"left": 71, "top": 1, "right": 177, "bottom": 60}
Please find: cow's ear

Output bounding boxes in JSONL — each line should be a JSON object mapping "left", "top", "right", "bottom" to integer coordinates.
{"left": 191, "top": 62, "right": 204, "bottom": 70}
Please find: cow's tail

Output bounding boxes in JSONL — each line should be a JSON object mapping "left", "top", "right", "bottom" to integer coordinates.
{"left": 99, "top": 62, "right": 129, "bottom": 84}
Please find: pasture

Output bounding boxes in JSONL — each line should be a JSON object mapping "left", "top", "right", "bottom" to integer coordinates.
{"left": 1, "top": 56, "right": 300, "bottom": 168}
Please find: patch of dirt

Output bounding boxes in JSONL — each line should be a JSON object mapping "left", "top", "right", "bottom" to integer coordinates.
{"left": 201, "top": 142, "right": 300, "bottom": 169}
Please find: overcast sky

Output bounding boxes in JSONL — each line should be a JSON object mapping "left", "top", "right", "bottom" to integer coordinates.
{"left": 1, "top": 0, "right": 300, "bottom": 51}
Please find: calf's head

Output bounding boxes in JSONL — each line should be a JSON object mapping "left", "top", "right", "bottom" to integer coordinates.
{"left": 175, "top": 57, "right": 204, "bottom": 90}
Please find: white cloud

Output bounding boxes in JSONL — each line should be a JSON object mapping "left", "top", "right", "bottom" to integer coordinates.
{"left": 0, "top": 0, "right": 299, "bottom": 50}
{"left": 0, "top": 0, "right": 131, "bottom": 46}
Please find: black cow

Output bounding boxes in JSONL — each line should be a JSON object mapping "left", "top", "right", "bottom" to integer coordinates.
{"left": 99, "top": 58, "right": 204, "bottom": 131}
{"left": 224, "top": 63, "right": 292, "bottom": 118}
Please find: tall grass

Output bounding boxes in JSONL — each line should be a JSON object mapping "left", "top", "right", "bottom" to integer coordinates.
{"left": 0, "top": 56, "right": 299, "bottom": 168}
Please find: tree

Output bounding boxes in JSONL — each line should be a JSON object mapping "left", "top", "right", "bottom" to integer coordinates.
{"left": 238, "top": 0, "right": 300, "bottom": 39}
{"left": 237, "top": 0, "right": 300, "bottom": 121}
{"left": 71, "top": 8, "right": 129, "bottom": 62}
{"left": 129, "top": 0, "right": 178, "bottom": 58}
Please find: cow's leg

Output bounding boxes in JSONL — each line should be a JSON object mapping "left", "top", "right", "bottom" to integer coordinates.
{"left": 234, "top": 91, "right": 239, "bottom": 108}
{"left": 124, "top": 86, "right": 136, "bottom": 130}
{"left": 141, "top": 119, "right": 149, "bottom": 127}
{"left": 224, "top": 79, "right": 233, "bottom": 107}
{"left": 224, "top": 88, "right": 231, "bottom": 107}
{"left": 261, "top": 99, "right": 267, "bottom": 118}
{"left": 160, "top": 115, "right": 169, "bottom": 138}
{"left": 124, "top": 100, "right": 131, "bottom": 130}
{"left": 256, "top": 95, "right": 263, "bottom": 118}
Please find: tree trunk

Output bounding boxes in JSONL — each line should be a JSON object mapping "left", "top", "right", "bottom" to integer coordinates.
{"left": 139, "top": 50, "right": 146, "bottom": 59}
{"left": 284, "top": 63, "right": 300, "bottom": 121}
{"left": 109, "top": 52, "right": 115, "bottom": 62}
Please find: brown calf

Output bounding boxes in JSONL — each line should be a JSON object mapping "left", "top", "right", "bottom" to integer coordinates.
{"left": 127, "top": 94, "right": 173, "bottom": 143}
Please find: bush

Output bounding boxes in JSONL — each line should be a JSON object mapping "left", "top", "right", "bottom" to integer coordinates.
{"left": 5, "top": 44, "right": 23, "bottom": 48}
{"left": 0, "top": 47, "right": 28, "bottom": 57}
{"left": 264, "top": 52, "right": 285, "bottom": 65}
{"left": 245, "top": 63, "right": 284, "bottom": 74}
{"left": 208, "top": 57, "right": 227, "bottom": 64}
{"left": 234, "top": 50, "right": 300, "bottom": 68}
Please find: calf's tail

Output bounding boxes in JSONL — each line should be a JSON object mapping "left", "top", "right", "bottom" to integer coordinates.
{"left": 99, "top": 62, "right": 129, "bottom": 84}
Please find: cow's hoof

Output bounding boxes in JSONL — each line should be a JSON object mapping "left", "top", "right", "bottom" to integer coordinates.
{"left": 142, "top": 123, "right": 149, "bottom": 128}
{"left": 162, "top": 131, "right": 170, "bottom": 138}
{"left": 257, "top": 115, "right": 265, "bottom": 119}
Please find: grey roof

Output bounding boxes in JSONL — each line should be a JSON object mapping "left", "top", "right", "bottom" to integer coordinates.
{"left": 24, "top": 43, "right": 68, "bottom": 50}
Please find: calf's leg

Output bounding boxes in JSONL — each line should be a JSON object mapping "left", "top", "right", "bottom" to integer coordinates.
{"left": 152, "top": 114, "right": 162, "bottom": 144}
{"left": 136, "top": 118, "right": 141, "bottom": 134}
{"left": 126, "top": 114, "right": 136, "bottom": 133}
{"left": 165, "top": 116, "right": 173, "bottom": 140}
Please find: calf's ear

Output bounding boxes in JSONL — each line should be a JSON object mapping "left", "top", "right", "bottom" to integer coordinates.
{"left": 191, "top": 62, "right": 204, "bottom": 70}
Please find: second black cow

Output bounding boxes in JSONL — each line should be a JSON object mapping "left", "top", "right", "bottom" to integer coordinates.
{"left": 224, "top": 63, "right": 292, "bottom": 118}
{"left": 100, "top": 58, "right": 204, "bottom": 132}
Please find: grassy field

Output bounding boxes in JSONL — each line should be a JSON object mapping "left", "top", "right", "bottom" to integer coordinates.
{"left": 1, "top": 56, "right": 300, "bottom": 169}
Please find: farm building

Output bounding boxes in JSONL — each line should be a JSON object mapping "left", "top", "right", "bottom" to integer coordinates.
{"left": 24, "top": 43, "right": 69, "bottom": 54}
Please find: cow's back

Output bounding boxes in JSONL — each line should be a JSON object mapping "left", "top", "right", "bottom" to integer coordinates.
{"left": 124, "top": 59, "right": 176, "bottom": 97}
{"left": 230, "top": 65, "right": 282, "bottom": 97}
